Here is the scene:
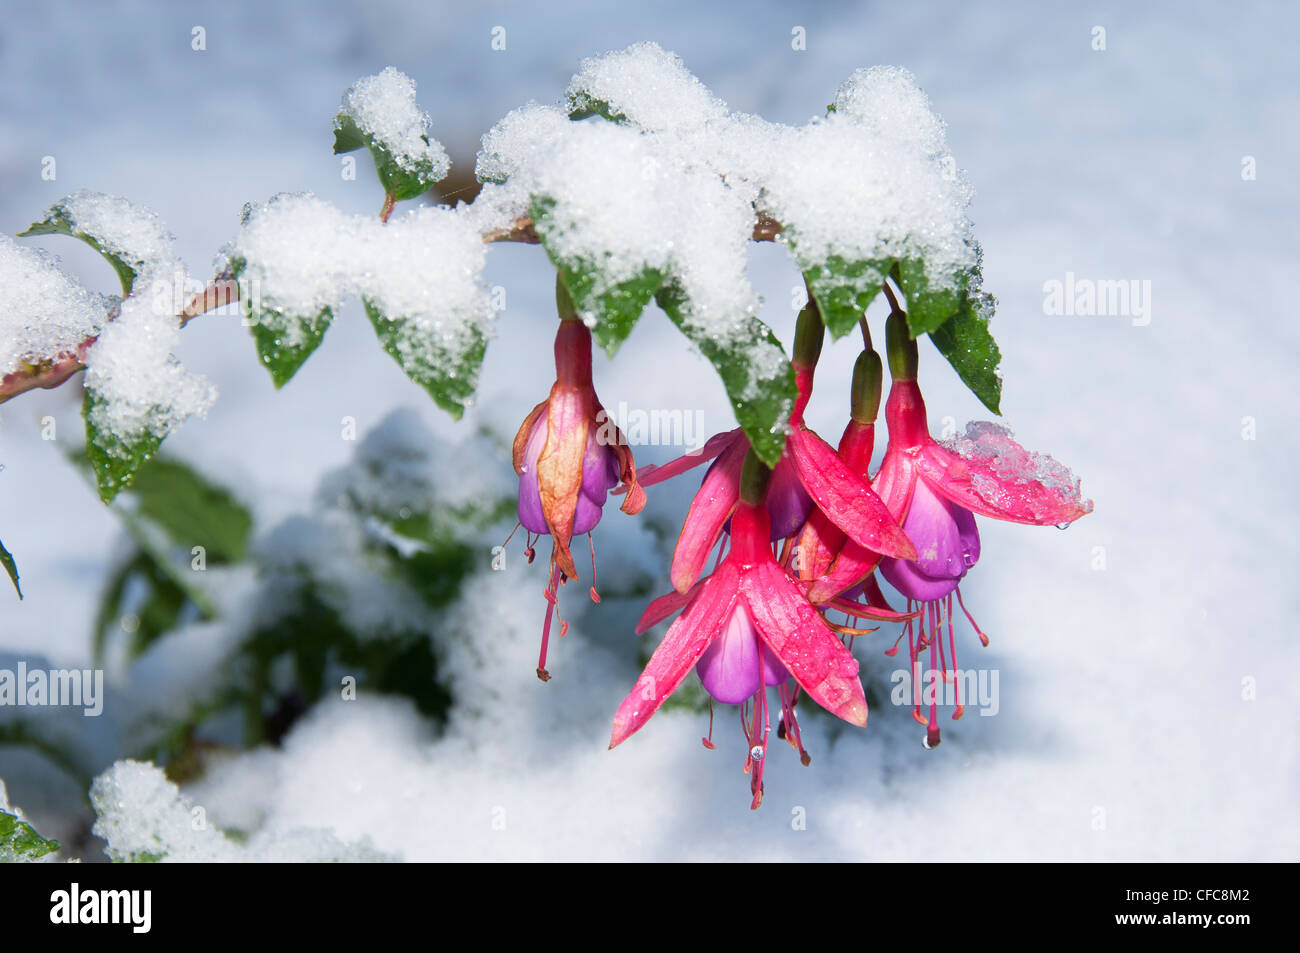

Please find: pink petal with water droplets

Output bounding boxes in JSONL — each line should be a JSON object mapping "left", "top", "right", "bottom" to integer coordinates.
{"left": 668, "top": 437, "right": 745, "bottom": 593}
{"left": 917, "top": 423, "right": 1093, "bottom": 526}
{"left": 610, "top": 562, "right": 741, "bottom": 748}
{"left": 634, "top": 580, "right": 705, "bottom": 635}
{"left": 632, "top": 428, "right": 741, "bottom": 489}
{"left": 786, "top": 427, "right": 917, "bottom": 561}
{"left": 742, "top": 560, "right": 868, "bottom": 727}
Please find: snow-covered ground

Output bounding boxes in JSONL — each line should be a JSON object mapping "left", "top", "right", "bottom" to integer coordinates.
{"left": 1, "top": 0, "right": 1297, "bottom": 860}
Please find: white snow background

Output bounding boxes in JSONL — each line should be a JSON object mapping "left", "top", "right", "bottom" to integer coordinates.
{"left": 0, "top": 0, "right": 1297, "bottom": 860}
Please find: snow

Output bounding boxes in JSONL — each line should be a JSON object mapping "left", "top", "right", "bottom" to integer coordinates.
{"left": 0, "top": 234, "right": 108, "bottom": 376}
{"left": 759, "top": 69, "right": 976, "bottom": 294}
{"left": 943, "top": 421, "right": 1089, "bottom": 502}
{"left": 0, "top": 1, "right": 1296, "bottom": 863}
{"left": 361, "top": 205, "right": 494, "bottom": 359}
{"left": 315, "top": 406, "right": 514, "bottom": 520}
{"left": 567, "top": 41, "right": 728, "bottom": 133}
{"left": 475, "top": 102, "right": 571, "bottom": 186}
{"left": 231, "top": 193, "right": 494, "bottom": 357}
{"left": 42, "top": 190, "right": 186, "bottom": 289}
{"left": 477, "top": 44, "right": 972, "bottom": 383}
{"left": 231, "top": 192, "right": 361, "bottom": 321}
{"left": 82, "top": 294, "right": 216, "bottom": 446}
{"left": 91, "top": 760, "right": 389, "bottom": 861}
{"left": 337, "top": 66, "right": 450, "bottom": 182}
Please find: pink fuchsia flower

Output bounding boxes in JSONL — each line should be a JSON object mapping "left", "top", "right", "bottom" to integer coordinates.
{"left": 636, "top": 307, "right": 916, "bottom": 595}
{"left": 873, "top": 312, "right": 1092, "bottom": 744}
{"left": 611, "top": 455, "right": 871, "bottom": 809}
{"left": 512, "top": 288, "right": 645, "bottom": 680}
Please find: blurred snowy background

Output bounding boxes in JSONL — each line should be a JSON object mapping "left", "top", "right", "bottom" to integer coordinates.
{"left": 1, "top": 0, "right": 1297, "bottom": 860}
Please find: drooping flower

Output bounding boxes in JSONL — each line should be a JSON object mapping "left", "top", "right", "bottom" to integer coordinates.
{"left": 611, "top": 453, "right": 871, "bottom": 809}
{"left": 634, "top": 305, "right": 915, "bottom": 595}
{"left": 870, "top": 312, "right": 1093, "bottom": 744}
{"left": 511, "top": 280, "right": 645, "bottom": 680}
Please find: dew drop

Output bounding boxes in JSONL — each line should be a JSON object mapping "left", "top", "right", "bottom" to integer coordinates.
{"left": 749, "top": 745, "right": 764, "bottom": 761}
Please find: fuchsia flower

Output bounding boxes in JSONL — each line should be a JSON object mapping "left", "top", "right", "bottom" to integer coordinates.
{"left": 866, "top": 313, "right": 1093, "bottom": 745}
{"left": 636, "top": 308, "right": 915, "bottom": 595}
{"left": 610, "top": 471, "right": 870, "bottom": 810}
{"left": 512, "top": 289, "right": 645, "bottom": 680}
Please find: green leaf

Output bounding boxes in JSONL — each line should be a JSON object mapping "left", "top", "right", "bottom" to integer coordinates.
{"left": 928, "top": 293, "right": 1002, "bottom": 414}
{"left": 19, "top": 213, "right": 137, "bottom": 296}
{"left": 84, "top": 453, "right": 253, "bottom": 661}
{"left": 333, "top": 113, "right": 443, "bottom": 202}
{"left": 532, "top": 196, "right": 663, "bottom": 356}
{"left": 801, "top": 255, "right": 894, "bottom": 340}
{"left": 363, "top": 298, "right": 486, "bottom": 420}
{"left": 895, "top": 258, "right": 964, "bottom": 337}
{"left": 83, "top": 388, "right": 166, "bottom": 503}
{"left": 566, "top": 93, "right": 628, "bottom": 124}
{"left": 0, "top": 810, "right": 60, "bottom": 862}
{"left": 92, "top": 551, "right": 190, "bottom": 664}
{"left": 231, "top": 257, "right": 333, "bottom": 389}
{"left": 0, "top": 537, "right": 19, "bottom": 599}
{"left": 126, "top": 457, "right": 253, "bottom": 564}
{"left": 655, "top": 282, "right": 796, "bottom": 467}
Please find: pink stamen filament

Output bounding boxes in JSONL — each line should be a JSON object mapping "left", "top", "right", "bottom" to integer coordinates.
{"left": 925, "top": 607, "right": 941, "bottom": 748}
{"left": 536, "top": 563, "right": 563, "bottom": 682}
{"left": 702, "top": 698, "right": 716, "bottom": 750}
{"left": 956, "top": 586, "right": 990, "bottom": 647}
{"left": 947, "top": 593, "right": 963, "bottom": 720}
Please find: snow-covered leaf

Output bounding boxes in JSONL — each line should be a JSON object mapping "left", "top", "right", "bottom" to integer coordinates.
{"left": 801, "top": 255, "right": 893, "bottom": 339}
{"left": 334, "top": 68, "right": 450, "bottom": 202}
{"left": 896, "top": 256, "right": 964, "bottom": 337}
{"left": 0, "top": 537, "right": 19, "bottom": 599}
{"left": 566, "top": 95, "right": 627, "bottom": 123}
{"left": 0, "top": 810, "right": 60, "bottom": 861}
{"left": 230, "top": 256, "right": 333, "bottom": 388}
{"left": 533, "top": 197, "right": 664, "bottom": 356}
{"left": 565, "top": 42, "right": 727, "bottom": 134}
{"left": 81, "top": 297, "right": 216, "bottom": 503}
{"left": 19, "top": 191, "right": 181, "bottom": 296}
{"left": 655, "top": 281, "right": 795, "bottom": 467}
{"left": 83, "top": 387, "right": 166, "bottom": 504}
{"left": 0, "top": 234, "right": 109, "bottom": 381}
{"left": 364, "top": 298, "right": 485, "bottom": 420}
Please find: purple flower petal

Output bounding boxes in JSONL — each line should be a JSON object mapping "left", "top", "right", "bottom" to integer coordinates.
{"left": 516, "top": 415, "right": 549, "bottom": 534}
{"left": 766, "top": 456, "right": 814, "bottom": 539}
{"left": 879, "top": 479, "right": 979, "bottom": 602}
{"left": 696, "top": 603, "right": 789, "bottom": 704}
{"left": 572, "top": 490, "right": 605, "bottom": 535}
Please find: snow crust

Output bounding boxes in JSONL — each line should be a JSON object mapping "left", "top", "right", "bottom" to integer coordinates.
{"left": 338, "top": 66, "right": 450, "bottom": 181}
{"left": 0, "top": 234, "right": 108, "bottom": 376}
